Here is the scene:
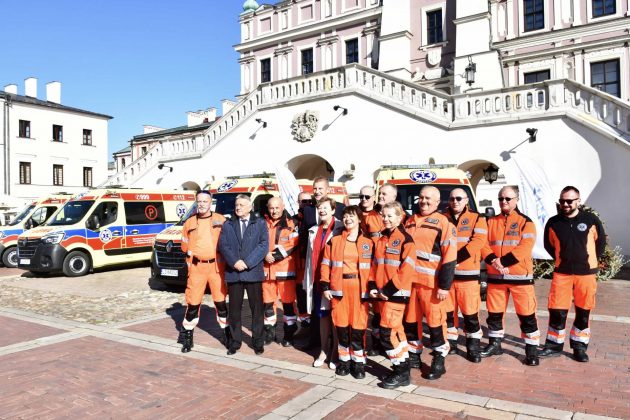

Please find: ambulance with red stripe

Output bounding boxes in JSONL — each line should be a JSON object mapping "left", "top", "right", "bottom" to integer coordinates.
{"left": 0, "top": 194, "right": 72, "bottom": 268}
{"left": 375, "top": 165, "right": 479, "bottom": 213}
{"left": 17, "top": 189, "right": 195, "bottom": 277}
{"left": 152, "top": 174, "right": 348, "bottom": 285}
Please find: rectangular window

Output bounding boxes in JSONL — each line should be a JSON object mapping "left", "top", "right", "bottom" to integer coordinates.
{"left": 82, "top": 129, "right": 92, "bottom": 145}
{"left": 19, "top": 162, "right": 31, "bottom": 185}
{"left": 19, "top": 120, "right": 31, "bottom": 138}
{"left": 301, "top": 48, "right": 314, "bottom": 75}
{"left": 345, "top": 38, "right": 359, "bottom": 64}
{"left": 524, "top": 0, "right": 545, "bottom": 32}
{"left": 141, "top": 146, "right": 147, "bottom": 155}
{"left": 591, "top": 59, "right": 620, "bottom": 98}
{"left": 124, "top": 202, "right": 166, "bottom": 225}
{"left": 592, "top": 0, "right": 616, "bottom": 17}
{"left": 261, "top": 58, "right": 271, "bottom": 83}
{"left": 426, "top": 9, "right": 443, "bottom": 45}
{"left": 53, "top": 164, "right": 64, "bottom": 186}
{"left": 83, "top": 167, "right": 93, "bottom": 187}
{"left": 52, "top": 125, "right": 63, "bottom": 142}
{"left": 524, "top": 70, "right": 550, "bottom": 84}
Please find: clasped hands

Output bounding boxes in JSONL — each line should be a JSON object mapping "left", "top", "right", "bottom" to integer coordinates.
{"left": 491, "top": 258, "right": 510, "bottom": 275}
{"left": 233, "top": 260, "right": 248, "bottom": 271}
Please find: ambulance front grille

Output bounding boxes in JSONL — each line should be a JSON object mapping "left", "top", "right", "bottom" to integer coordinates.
{"left": 17, "top": 238, "right": 40, "bottom": 258}
{"left": 154, "top": 241, "right": 186, "bottom": 269}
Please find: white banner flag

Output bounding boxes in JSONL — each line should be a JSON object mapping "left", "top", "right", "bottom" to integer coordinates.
{"left": 275, "top": 165, "right": 300, "bottom": 216}
{"left": 512, "top": 156, "right": 556, "bottom": 260}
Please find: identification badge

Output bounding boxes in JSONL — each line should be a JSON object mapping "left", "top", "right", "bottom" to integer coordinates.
{"left": 385, "top": 247, "right": 400, "bottom": 255}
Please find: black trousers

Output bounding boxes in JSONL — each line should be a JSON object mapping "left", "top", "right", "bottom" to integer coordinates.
{"left": 228, "top": 281, "right": 264, "bottom": 349}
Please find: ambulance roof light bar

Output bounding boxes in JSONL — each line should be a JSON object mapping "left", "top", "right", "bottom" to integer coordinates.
{"left": 379, "top": 164, "right": 458, "bottom": 170}
{"left": 225, "top": 172, "right": 275, "bottom": 180}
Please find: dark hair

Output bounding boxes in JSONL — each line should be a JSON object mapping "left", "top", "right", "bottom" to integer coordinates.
{"left": 316, "top": 196, "right": 336, "bottom": 211}
{"left": 342, "top": 205, "right": 363, "bottom": 219}
{"left": 196, "top": 189, "right": 212, "bottom": 198}
{"left": 560, "top": 185, "right": 580, "bottom": 196}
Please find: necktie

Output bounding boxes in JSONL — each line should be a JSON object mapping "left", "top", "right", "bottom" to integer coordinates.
{"left": 241, "top": 219, "right": 247, "bottom": 239}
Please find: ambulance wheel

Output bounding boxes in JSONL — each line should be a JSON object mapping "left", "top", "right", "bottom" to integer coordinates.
{"left": 1, "top": 247, "right": 18, "bottom": 268}
{"left": 62, "top": 251, "right": 91, "bottom": 277}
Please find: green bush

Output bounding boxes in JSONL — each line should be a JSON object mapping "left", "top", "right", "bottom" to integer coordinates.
{"left": 535, "top": 205, "right": 627, "bottom": 281}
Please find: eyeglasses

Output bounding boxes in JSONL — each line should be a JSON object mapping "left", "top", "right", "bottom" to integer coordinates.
{"left": 359, "top": 195, "right": 372, "bottom": 200}
{"left": 498, "top": 197, "right": 516, "bottom": 202}
{"left": 300, "top": 199, "right": 312, "bottom": 205}
{"left": 449, "top": 196, "right": 466, "bottom": 202}
{"left": 559, "top": 198, "right": 578, "bottom": 205}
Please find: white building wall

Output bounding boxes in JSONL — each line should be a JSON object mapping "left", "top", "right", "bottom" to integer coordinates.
{"left": 4, "top": 101, "right": 109, "bottom": 199}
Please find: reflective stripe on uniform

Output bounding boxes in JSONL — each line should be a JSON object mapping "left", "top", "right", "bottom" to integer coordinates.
{"left": 454, "top": 269, "right": 480, "bottom": 275}
{"left": 416, "top": 266, "right": 436, "bottom": 275}
{"left": 289, "top": 232, "right": 299, "bottom": 239}
{"left": 487, "top": 273, "right": 533, "bottom": 280}
{"left": 457, "top": 237, "right": 470, "bottom": 243}
{"left": 546, "top": 326, "right": 566, "bottom": 344}
{"left": 416, "top": 250, "right": 441, "bottom": 261}
{"left": 321, "top": 258, "right": 331, "bottom": 266}
{"left": 275, "top": 271, "right": 296, "bottom": 278}
{"left": 384, "top": 258, "right": 401, "bottom": 267}
{"left": 488, "top": 329, "right": 505, "bottom": 338}
{"left": 329, "top": 290, "right": 343, "bottom": 297}
{"left": 359, "top": 262, "right": 371, "bottom": 270}
{"left": 522, "top": 330, "right": 540, "bottom": 346}
{"left": 276, "top": 245, "right": 288, "bottom": 258}
{"left": 522, "top": 233, "right": 535, "bottom": 239}
{"left": 474, "top": 228, "right": 487, "bottom": 234}
{"left": 369, "top": 232, "right": 381, "bottom": 238}
{"left": 392, "top": 289, "right": 411, "bottom": 297}
{"left": 442, "top": 239, "right": 457, "bottom": 246}
{"left": 489, "top": 240, "right": 520, "bottom": 246}
{"left": 570, "top": 326, "right": 590, "bottom": 344}
{"left": 331, "top": 261, "right": 343, "bottom": 268}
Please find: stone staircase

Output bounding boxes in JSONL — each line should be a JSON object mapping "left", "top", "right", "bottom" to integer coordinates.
{"left": 102, "top": 64, "right": 630, "bottom": 187}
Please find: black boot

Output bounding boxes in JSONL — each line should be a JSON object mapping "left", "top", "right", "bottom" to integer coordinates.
{"left": 335, "top": 360, "right": 351, "bottom": 376}
{"left": 466, "top": 338, "right": 481, "bottom": 363}
{"left": 222, "top": 327, "right": 232, "bottom": 349}
{"left": 424, "top": 354, "right": 446, "bottom": 380}
{"left": 408, "top": 352, "right": 421, "bottom": 369}
{"left": 524, "top": 344, "right": 540, "bottom": 366}
{"left": 181, "top": 329, "right": 194, "bottom": 353}
{"left": 480, "top": 337, "right": 503, "bottom": 358}
{"left": 573, "top": 347, "right": 589, "bottom": 363}
{"left": 538, "top": 345, "right": 562, "bottom": 358}
{"left": 448, "top": 339, "right": 458, "bottom": 355}
{"left": 381, "top": 361, "right": 410, "bottom": 389}
{"left": 264, "top": 325, "right": 276, "bottom": 345}
{"left": 282, "top": 324, "right": 297, "bottom": 347}
{"left": 367, "top": 334, "right": 382, "bottom": 356}
{"left": 350, "top": 361, "right": 366, "bottom": 379}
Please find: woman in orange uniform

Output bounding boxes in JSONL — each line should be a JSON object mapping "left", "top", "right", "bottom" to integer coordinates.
{"left": 369, "top": 202, "right": 416, "bottom": 389}
{"left": 321, "top": 206, "right": 374, "bottom": 379}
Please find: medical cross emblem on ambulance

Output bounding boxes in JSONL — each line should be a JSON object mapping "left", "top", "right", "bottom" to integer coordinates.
{"left": 409, "top": 170, "right": 437, "bottom": 184}
{"left": 218, "top": 180, "right": 238, "bottom": 192}
{"left": 176, "top": 203, "right": 187, "bottom": 218}
{"left": 99, "top": 228, "right": 113, "bottom": 243}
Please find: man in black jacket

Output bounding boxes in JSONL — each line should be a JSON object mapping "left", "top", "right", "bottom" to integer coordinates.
{"left": 539, "top": 186, "right": 606, "bottom": 363}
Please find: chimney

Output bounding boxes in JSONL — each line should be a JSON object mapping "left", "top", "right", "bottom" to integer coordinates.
{"left": 143, "top": 125, "right": 165, "bottom": 134}
{"left": 25, "top": 77, "right": 37, "bottom": 98}
{"left": 4, "top": 84, "right": 18, "bottom": 94}
{"left": 221, "top": 99, "right": 237, "bottom": 116}
{"left": 46, "top": 81, "right": 61, "bottom": 104}
{"left": 187, "top": 108, "right": 217, "bottom": 127}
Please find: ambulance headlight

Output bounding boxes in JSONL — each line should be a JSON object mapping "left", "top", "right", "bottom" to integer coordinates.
{"left": 42, "top": 232, "right": 65, "bottom": 244}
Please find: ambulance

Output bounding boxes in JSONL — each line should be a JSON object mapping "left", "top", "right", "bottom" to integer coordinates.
{"left": 375, "top": 164, "right": 479, "bottom": 214}
{"left": 17, "top": 189, "right": 195, "bottom": 277}
{"left": 0, "top": 194, "right": 71, "bottom": 268}
{"left": 151, "top": 174, "right": 349, "bottom": 286}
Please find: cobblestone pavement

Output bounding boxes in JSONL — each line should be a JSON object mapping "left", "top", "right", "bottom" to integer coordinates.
{"left": 0, "top": 266, "right": 628, "bottom": 419}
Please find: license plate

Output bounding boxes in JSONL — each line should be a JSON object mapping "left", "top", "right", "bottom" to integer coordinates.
{"left": 20, "top": 258, "right": 30, "bottom": 265}
{"left": 161, "top": 269, "right": 178, "bottom": 277}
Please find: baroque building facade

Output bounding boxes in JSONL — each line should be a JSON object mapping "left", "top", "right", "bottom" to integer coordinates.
{"left": 105, "top": 0, "right": 630, "bottom": 256}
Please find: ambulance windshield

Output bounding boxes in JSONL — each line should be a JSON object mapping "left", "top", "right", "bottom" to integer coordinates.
{"left": 397, "top": 185, "right": 477, "bottom": 215}
{"left": 8, "top": 204, "right": 36, "bottom": 226}
{"left": 214, "top": 193, "right": 251, "bottom": 216}
{"left": 48, "top": 200, "right": 96, "bottom": 226}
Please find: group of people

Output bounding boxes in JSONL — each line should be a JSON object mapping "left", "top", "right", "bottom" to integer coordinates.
{"left": 178, "top": 177, "right": 606, "bottom": 390}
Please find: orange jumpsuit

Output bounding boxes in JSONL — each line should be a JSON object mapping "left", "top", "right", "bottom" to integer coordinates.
{"left": 444, "top": 207, "right": 487, "bottom": 341}
{"left": 404, "top": 212, "right": 457, "bottom": 357}
{"left": 542, "top": 210, "right": 606, "bottom": 351}
{"left": 360, "top": 208, "right": 384, "bottom": 346}
{"left": 181, "top": 213, "right": 227, "bottom": 331}
{"left": 321, "top": 231, "right": 373, "bottom": 364}
{"left": 263, "top": 214, "right": 299, "bottom": 330}
{"left": 481, "top": 209, "right": 539, "bottom": 346}
{"left": 369, "top": 226, "right": 416, "bottom": 366}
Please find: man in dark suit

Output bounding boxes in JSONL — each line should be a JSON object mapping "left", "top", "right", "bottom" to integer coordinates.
{"left": 219, "top": 194, "right": 269, "bottom": 355}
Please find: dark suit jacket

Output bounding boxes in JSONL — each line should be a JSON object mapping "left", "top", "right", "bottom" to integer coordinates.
{"left": 218, "top": 212, "right": 269, "bottom": 283}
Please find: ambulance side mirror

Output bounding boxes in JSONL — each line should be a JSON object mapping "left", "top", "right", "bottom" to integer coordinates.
{"left": 86, "top": 215, "right": 100, "bottom": 230}
{"left": 484, "top": 207, "right": 496, "bottom": 218}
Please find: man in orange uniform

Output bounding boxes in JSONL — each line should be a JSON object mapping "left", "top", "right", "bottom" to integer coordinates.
{"left": 480, "top": 186, "right": 540, "bottom": 366}
{"left": 369, "top": 202, "right": 416, "bottom": 389}
{"left": 404, "top": 186, "right": 457, "bottom": 380}
{"left": 539, "top": 186, "right": 606, "bottom": 362}
{"left": 263, "top": 197, "right": 300, "bottom": 347}
{"left": 444, "top": 188, "right": 487, "bottom": 363}
{"left": 180, "top": 190, "right": 229, "bottom": 353}
{"left": 321, "top": 205, "right": 373, "bottom": 379}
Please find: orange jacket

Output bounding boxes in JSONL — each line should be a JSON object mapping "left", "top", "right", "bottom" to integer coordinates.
{"left": 405, "top": 211, "right": 457, "bottom": 290}
{"left": 369, "top": 226, "right": 416, "bottom": 304}
{"left": 445, "top": 207, "right": 487, "bottom": 281}
{"left": 181, "top": 213, "right": 226, "bottom": 272}
{"left": 361, "top": 208, "right": 384, "bottom": 244}
{"left": 264, "top": 213, "right": 299, "bottom": 280}
{"left": 481, "top": 208, "right": 536, "bottom": 284}
{"left": 320, "top": 231, "right": 374, "bottom": 300}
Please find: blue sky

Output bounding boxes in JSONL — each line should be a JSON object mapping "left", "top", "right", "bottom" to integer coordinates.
{"left": 2, "top": 0, "right": 245, "bottom": 158}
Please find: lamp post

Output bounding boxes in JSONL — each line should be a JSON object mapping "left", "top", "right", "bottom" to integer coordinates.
{"left": 483, "top": 164, "right": 499, "bottom": 184}
{"left": 465, "top": 56, "right": 476, "bottom": 86}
